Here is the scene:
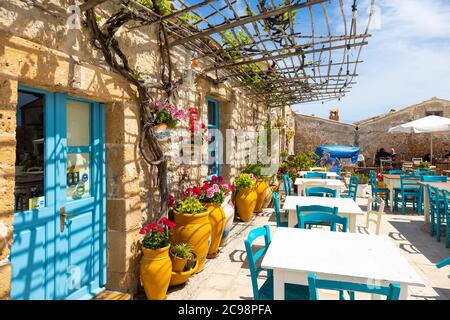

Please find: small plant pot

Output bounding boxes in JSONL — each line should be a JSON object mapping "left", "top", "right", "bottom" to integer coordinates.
{"left": 153, "top": 123, "right": 170, "bottom": 141}
{"left": 169, "top": 257, "right": 199, "bottom": 287}
{"left": 170, "top": 251, "right": 187, "bottom": 273}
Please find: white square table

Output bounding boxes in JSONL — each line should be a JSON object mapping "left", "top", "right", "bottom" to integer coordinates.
{"left": 294, "top": 178, "right": 346, "bottom": 196}
{"left": 261, "top": 228, "right": 425, "bottom": 300}
{"left": 298, "top": 171, "right": 339, "bottom": 179}
{"left": 282, "top": 196, "right": 365, "bottom": 232}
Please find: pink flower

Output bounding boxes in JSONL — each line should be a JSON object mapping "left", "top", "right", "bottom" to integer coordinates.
{"left": 151, "top": 100, "right": 163, "bottom": 111}
{"left": 166, "top": 103, "right": 176, "bottom": 114}
{"left": 207, "top": 184, "right": 219, "bottom": 198}
{"left": 174, "top": 109, "right": 187, "bottom": 121}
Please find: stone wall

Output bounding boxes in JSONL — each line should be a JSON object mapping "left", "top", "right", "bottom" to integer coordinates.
{"left": 0, "top": 0, "right": 278, "bottom": 298}
{"left": 294, "top": 113, "right": 356, "bottom": 154}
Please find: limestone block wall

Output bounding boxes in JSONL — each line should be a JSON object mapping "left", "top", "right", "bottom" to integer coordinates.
{"left": 294, "top": 113, "right": 356, "bottom": 154}
{"left": 356, "top": 98, "right": 450, "bottom": 165}
{"left": 0, "top": 0, "right": 274, "bottom": 298}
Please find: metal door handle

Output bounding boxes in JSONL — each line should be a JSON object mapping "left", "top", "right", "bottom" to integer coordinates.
{"left": 60, "top": 207, "right": 77, "bottom": 232}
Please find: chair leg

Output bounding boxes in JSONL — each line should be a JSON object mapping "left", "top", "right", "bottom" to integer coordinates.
{"left": 402, "top": 196, "right": 406, "bottom": 215}
{"left": 436, "top": 210, "right": 441, "bottom": 242}
{"left": 430, "top": 208, "right": 435, "bottom": 236}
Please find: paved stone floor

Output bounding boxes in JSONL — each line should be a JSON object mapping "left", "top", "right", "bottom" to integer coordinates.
{"left": 161, "top": 198, "right": 450, "bottom": 300}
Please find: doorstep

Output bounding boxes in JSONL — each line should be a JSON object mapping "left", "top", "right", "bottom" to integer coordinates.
{"left": 92, "top": 290, "right": 132, "bottom": 300}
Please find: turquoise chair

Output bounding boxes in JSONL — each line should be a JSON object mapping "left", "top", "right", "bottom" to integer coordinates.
{"left": 307, "top": 274, "right": 401, "bottom": 300}
{"left": 304, "top": 172, "right": 327, "bottom": 179}
{"left": 389, "top": 170, "right": 407, "bottom": 175}
{"left": 417, "top": 176, "right": 448, "bottom": 215}
{"left": 369, "top": 171, "right": 389, "bottom": 208}
{"left": 244, "top": 226, "right": 309, "bottom": 300}
{"left": 436, "top": 257, "right": 450, "bottom": 268}
{"left": 440, "top": 190, "right": 449, "bottom": 248}
{"left": 394, "top": 176, "right": 420, "bottom": 214}
{"left": 414, "top": 170, "right": 435, "bottom": 176}
{"left": 341, "top": 176, "right": 358, "bottom": 201}
{"left": 272, "top": 192, "right": 288, "bottom": 227}
{"left": 296, "top": 205, "right": 347, "bottom": 232}
{"left": 427, "top": 185, "right": 445, "bottom": 237}
{"left": 281, "top": 174, "right": 292, "bottom": 196}
{"left": 305, "top": 187, "right": 337, "bottom": 198}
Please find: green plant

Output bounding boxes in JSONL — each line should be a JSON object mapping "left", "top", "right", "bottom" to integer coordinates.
{"left": 234, "top": 173, "right": 256, "bottom": 190}
{"left": 352, "top": 173, "right": 369, "bottom": 185}
{"left": 417, "top": 162, "right": 430, "bottom": 169}
{"left": 171, "top": 242, "right": 194, "bottom": 259}
{"left": 174, "top": 196, "right": 206, "bottom": 214}
{"left": 280, "top": 151, "right": 289, "bottom": 158}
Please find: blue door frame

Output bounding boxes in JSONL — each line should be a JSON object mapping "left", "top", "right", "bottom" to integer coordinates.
{"left": 10, "top": 86, "right": 106, "bottom": 300}
{"left": 206, "top": 97, "right": 220, "bottom": 178}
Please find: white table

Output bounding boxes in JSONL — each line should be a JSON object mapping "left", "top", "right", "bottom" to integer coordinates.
{"left": 295, "top": 178, "right": 346, "bottom": 196}
{"left": 282, "top": 196, "right": 365, "bottom": 232}
{"left": 261, "top": 228, "right": 425, "bottom": 300}
{"left": 298, "top": 171, "right": 339, "bottom": 179}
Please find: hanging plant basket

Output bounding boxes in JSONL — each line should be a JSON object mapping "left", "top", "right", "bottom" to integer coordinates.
{"left": 153, "top": 123, "right": 171, "bottom": 141}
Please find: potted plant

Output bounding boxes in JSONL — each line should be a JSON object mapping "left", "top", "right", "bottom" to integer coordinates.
{"left": 352, "top": 173, "right": 369, "bottom": 198}
{"left": 171, "top": 194, "right": 211, "bottom": 272}
{"left": 149, "top": 100, "right": 187, "bottom": 141}
{"left": 170, "top": 242, "right": 194, "bottom": 273}
{"left": 280, "top": 151, "right": 289, "bottom": 162}
{"left": 169, "top": 250, "right": 198, "bottom": 287}
{"left": 139, "top": 217, "right": 176, "bottom": 300}
{"left": 235, "top": 173, "right": 257, "bottom": 222}
{"left": 242, "top": 163, "right": 273, "bottom": 212}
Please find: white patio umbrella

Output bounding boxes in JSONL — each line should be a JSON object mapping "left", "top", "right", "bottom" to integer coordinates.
{"left": 388, "top": 115, "right": 450, "bottom": 161}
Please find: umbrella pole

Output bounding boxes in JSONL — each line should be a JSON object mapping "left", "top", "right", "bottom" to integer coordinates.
{"left": 430, "top": 133, "right": 433, "bottom": 163}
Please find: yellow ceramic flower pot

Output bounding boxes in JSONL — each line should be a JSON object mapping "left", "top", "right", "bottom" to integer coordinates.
{"left": 140, "top": 245, "right": 172, "bottom": 300}
{"left": 169, "top": 257, "right": 199, "bottom": 287}
{"left": 170, "top": 251, "right": 187, "bottom": 273}
{"left": 254, "top": 179, "right": 272, "bottom": 212}
{"left": 173, "top": 211, "right": 211, "bottom": 273}
{"left": 206, "top": 203, "right": 226, "bottom": 258}
{"left": 236, "top": 187, "right": 258, "bottom": 222}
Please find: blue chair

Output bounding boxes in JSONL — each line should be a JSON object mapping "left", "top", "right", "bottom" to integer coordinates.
{"left": 305, "top": 187, "right": 337, "bottom": 198}
{"left": 389, "top": 170, "right": 408, "bottom": 175}
{"left": 304, "top": 172, "right": 327, "bottom": 179}
{"left": 440, "top": 190, "right": 449, "bottom": 248}
{"left": 272, "top": 192, "right": 288, "bottom": 227}
{"left": 427, "top": 185, "right": 445, "bottom": 238}
{"left": 436, "top": 257, "right": 450, "bottom": 268}
{"left": 394, "top": 176, "right": 420, "bottom": 214}
{"left": 244, "top": 226, "right": 309, "bottom": 300}
{"left": 281, "top": 174, "right": 292, "bottom": 196}
{"left": 341, "top": 176, "right": 358, "bottom": 201}
{"left": 307, "top": 274, "right": 401, "bottom": 300}
{"left": 417, "top": 176, "right": 448, "bottom": 214}
{"left": 414, "top": 170, "right": 435, "bottom": 176}
{"left": 296, "top": 205, "right": 347, "bottom": 232}
{"left": 369, "top": 171, "right": 389, "bottom": 208}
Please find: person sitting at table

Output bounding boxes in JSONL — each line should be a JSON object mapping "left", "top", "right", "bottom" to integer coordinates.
{"left": 423, "top": 153, "right": 431, "bottom": 163}
{"left": 375, "top": 148, "right": 392, "bottom": 166}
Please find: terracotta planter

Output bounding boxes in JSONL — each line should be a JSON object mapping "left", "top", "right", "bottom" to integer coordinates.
{"left": 220, "top": 195, "right": 235, "bottom": 247}
{"left": 206, "top": 203, "right": 226, "bottom": 258}
{"left": 169, "top": 256, "right": 198, "bottom": 287}
{"left": 254, "top": 179, "right": 272, "bottom": 212}
{"left": 153, "top": 123, "right": 170, "bottom": 141}
{"left": 170, "top": 251, "right": 187, "bottom": 273}
{"left": 140, "top": 245, "right": 172, "bottom": 300}
{"left": 236, "top": 187, "right": 257, "bottom": 222}
{"left": 173, "top": 211, "right": 211, "bottom": 273}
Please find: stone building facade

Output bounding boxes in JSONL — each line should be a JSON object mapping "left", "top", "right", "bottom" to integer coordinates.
{"left": 0, "top": 1, "right": 290, "bottom": 299}
{"left": 294, "top": 98, "right": 450, "bottom": 165}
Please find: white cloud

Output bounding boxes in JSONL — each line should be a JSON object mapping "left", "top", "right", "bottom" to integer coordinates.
{"left": 293, "top": 0, "right": 450, "bottom": 123}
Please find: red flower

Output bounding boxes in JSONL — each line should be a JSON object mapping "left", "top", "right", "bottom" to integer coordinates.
{"left": 148, "top": 223, "right": 157, "bottom": 230}
{"left": 139, "top": 228, "right": 147, "bottom": 235}
{"left": 200, "top": 122, "right": 206, "bottom": 129}
{"left": 156, "top": 226, "right": 164, "bottom": 234}
{"left": 193, "top": 186, "right": 202, "bottom": 195}
{"left": 166, "top": 221, "right": 176, "bottom": 229}
{"left": 159, "top": 217, "right": 169, "bottom": 225}
{"left": 189, "top": 107, "right": 198, "bottom": 114}
{"left": 181, "top": 193, "right": 187, "bottom": 199}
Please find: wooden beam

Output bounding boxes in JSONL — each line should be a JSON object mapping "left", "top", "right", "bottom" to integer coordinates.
{"left": 168, "top": 0, "right": 328, "bottom": 47}
{"left": 151, "top": 0, "right": 219, "bottom": 24}
{"left": 79, "top": 0, "right": 109, "bottom": 11}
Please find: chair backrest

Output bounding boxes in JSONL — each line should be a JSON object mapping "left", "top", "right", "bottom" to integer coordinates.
{"left": 420, "top": 175, "right": 448, "bottom": 183}
{"left": 414, "top": 170, "right": 435, "bottom": 176}
{"left": 307, "top": 274, "right": 401, "bottom": 300}
{"left": 443, "top": 189, "right": 449, "bottom": 214}
{"left": 305, "top": 172, "right": 327, "bottom": 179}
{"left": 244, "top": 226, "right": 271, "bottom": 300}
{"left": 348, "top": 176, "right": 359, "bottom": 201}
{"left": 369, "top": 170, "right": 377, "bottom": 184}
{"left": 305, "top": 187, "right": 337, "bottom": 198}
{"left": 400, "top": 176, "right": 420, "bottom": 191}
{"left": 310, "top": 167, "right": 327, "bottom": 172}
{"left": 296, "top": 205, "right": 347, "bottom": 232}
{"left": 272, "top": 192, "right": 284, "bottom": 227}
{"left": 389, "top": 170, "right": 407, "bottom": 175}
{"left": 281, "top": 174, "right": 291, "bottom": 196}
{"left": 426, "top": 185, "right": 441, "bottom": 207}
{"left": 366, "top": 196, "right": 385, "bottom": 235}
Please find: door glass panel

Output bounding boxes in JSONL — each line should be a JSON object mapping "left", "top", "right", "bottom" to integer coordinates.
{"left": 67, "top": 100, "right": 90, "bottom": 146}
{"left": 207, "top": 100, "right": 217, "bottom": 126}
{"left": 14, "top": 91, "right": 45, "bottom": 212}
{"left": 66, "top": 153, "right": 90, "bottom": 200}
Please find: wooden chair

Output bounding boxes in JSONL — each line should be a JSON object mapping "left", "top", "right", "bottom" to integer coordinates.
{"left": 299, "top": 180, "right": 327, "bottom": 196}
{"left": 366, "top": 197, "right": 385, "bottom": 235}
{"left": 296, "top": 205, "right": 347, "bottom": 232}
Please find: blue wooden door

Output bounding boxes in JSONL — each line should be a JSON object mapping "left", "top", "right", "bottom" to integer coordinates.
{"left": 10, "top": 88, "right": 106, "bottom": 300}
{"left": 206, "top": 98, "right": 220, "bottom": 178}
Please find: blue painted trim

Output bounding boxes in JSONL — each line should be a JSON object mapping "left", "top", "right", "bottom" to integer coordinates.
{"left": 206, "top": 97, "right": 220, "bottom": 178}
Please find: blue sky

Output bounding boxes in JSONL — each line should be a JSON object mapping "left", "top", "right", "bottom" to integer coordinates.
{"left": 292, "top": 0, "right": 450, "bottom": 123}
